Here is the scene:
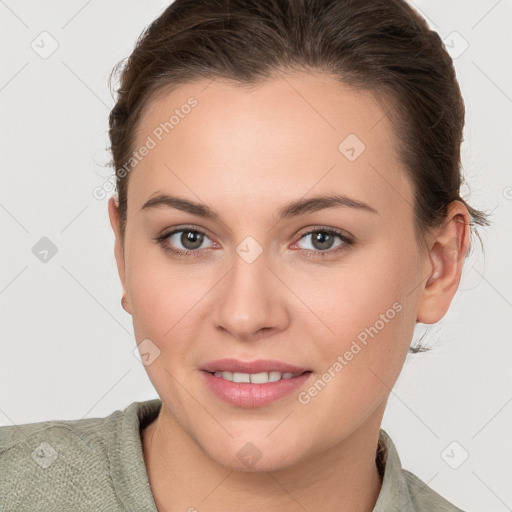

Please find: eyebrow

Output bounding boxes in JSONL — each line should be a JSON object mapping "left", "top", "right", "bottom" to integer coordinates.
{"left": 141, "top": 193, "right": 378, "bottom": 219}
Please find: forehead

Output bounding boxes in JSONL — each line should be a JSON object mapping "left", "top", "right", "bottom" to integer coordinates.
{"left": 128, "top": 72, "right": 412, "bottom": 220}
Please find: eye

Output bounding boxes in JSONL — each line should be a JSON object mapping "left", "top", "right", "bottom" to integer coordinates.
{"left": 154, "top": 225, "right": 354, "bottom": 260}
{"left": 153, "top": 226, "right": 216, "bottom": 258}
{"left": 292, "top": 227, "right": 354, "bottom": 257}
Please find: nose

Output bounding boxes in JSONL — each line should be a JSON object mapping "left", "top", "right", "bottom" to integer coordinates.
{"left": 212, "top": 251, "right": 290, "bottom": 341}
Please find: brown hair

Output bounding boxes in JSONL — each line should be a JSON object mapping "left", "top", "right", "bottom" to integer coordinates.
{"left": 109, "top": 0, "right": 489, "bottom": 248}
{"left": 108, "top": 0, "right": 489, "bottom": 265}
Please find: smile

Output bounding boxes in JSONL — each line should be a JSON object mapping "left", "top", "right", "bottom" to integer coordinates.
{"left": 210, "top": 371, "right": 302, "bottom": 383}
{"left": 202, "top": 369, "right": 313, "bottom": 408}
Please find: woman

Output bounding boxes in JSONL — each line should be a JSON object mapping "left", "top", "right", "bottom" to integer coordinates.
{"left": 0, "top": 0, "right": 488, "bottom": 510}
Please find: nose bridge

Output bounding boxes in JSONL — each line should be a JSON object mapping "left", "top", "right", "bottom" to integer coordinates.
{"left": 213, "top": 244, "right": 288, "bottom": 338}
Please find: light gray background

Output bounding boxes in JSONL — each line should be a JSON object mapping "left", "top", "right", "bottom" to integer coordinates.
{"left": 1, "top": 1, "right": 511, "bottom": 510}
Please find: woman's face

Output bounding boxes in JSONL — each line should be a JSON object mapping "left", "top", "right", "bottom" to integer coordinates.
{"left": 109, "top": 72, "right": 434, "bottom": 471}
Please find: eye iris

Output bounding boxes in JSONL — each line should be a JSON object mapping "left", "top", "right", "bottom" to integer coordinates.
{"left": 181, "top": 230, "right": 203, "bottom": 250}
{"left": 312, "top": 231, "right": 335, "bottom": 250}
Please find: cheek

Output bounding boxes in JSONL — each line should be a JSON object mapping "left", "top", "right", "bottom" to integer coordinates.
{"left": 295, "top": 241, "right": 419, "bottom": 389}
{"left": 292, "top": 271, "right": 417, "bottom": 437}
{"left": 300, "top": 245, "right": 413, "bottom": 338}
{"left": 124, "top": 244, "right": 193, "bottom": 344}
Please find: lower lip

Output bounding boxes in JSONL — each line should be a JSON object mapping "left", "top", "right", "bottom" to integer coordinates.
{"left": 201, "top": 370, "right": 313, "bottom": 408}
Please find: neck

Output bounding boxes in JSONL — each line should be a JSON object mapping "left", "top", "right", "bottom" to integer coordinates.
{"left": 141, "top": 405, "right": 385, "bottom": 512}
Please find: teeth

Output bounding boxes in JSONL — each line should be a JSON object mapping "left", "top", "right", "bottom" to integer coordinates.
{"left": 248, "top": 372, "right": 270, "bottom": 384}
{"left": 212, "top": 371, "right": 300, "bottom": 383}
{"left": 233, "top": 372, "right": 250, "bottom": 383}
{"left": 268, "top": 371, "right": 282, "bottom": 382}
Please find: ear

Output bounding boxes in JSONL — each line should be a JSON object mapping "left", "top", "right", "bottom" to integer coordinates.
{"left": 108, "top": 196, "right": 132, "bottom": 315}
{"left": 416, "top": 200, "right": 471, "bottom": 324}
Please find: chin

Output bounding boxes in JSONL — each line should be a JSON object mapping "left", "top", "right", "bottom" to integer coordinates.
{"left": 217, "top": 453, "right": 301, "bottom": 473}
{"left": 203, "top": 436, "right": 306, "bottom": 473}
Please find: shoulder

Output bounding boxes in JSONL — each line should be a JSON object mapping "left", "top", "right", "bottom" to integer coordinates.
{"left": 403, "top": 469, "right": 467, "bottom": 512}
{"left": 374, "top": 429, "right": 467, "bottom": 512}
{"left": 0, "top": 413, "right": 110, "bottom": 451}
{"left": 0, "top": 408, "right": 126, "bottom": 511}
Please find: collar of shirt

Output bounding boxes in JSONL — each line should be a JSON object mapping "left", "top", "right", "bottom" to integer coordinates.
{"left": 103, "top": 399, "right": 447, "bottom": 512}
{"left": 373, "top": 428, "right": 417, "bottom": 511}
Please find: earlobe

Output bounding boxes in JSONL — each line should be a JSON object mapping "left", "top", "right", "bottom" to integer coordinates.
{"left": 121, "top": 293, "right": 132, "bottom": 315}
{"left": 416, "top": 201, "right": 470, "bottom": 324}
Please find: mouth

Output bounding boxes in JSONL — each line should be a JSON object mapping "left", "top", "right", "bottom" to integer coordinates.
{"left": 205, "top": 370, "right": 311, "bottom": 383}
{"left": 199, "top": 358, "right": 313, "bottom": 407}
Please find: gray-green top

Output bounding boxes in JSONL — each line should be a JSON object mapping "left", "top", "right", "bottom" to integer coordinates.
{"left": 0, "top": 399, "right": 466, "bottom": 511}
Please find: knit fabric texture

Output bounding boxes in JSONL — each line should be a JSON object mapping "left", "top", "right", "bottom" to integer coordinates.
{"left": 0, "top": 398, "right": 465, "bottom": 511}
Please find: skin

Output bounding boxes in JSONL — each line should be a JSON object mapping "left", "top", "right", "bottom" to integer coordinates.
{"left": 108, "top": 71, "right": 470, "bottom": 512}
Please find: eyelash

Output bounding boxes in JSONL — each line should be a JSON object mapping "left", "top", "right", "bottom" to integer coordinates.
{"left": 153, "top": 225, "right": 355, "bottom": 260}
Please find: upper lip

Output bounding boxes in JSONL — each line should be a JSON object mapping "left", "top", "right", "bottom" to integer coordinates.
{"left": 200, "top": 358, "right": 310, "bottom": 374}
